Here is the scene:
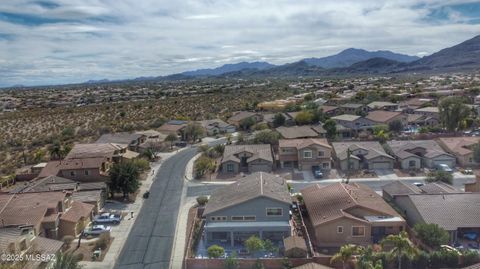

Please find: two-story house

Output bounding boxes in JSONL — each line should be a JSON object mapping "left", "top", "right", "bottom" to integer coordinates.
{"left": 330, "top": 114, "right": 375, "bottom": 132}
{"left": 96, "top": 132, "right": 147, "bottom": 152}
{"left": 332, "top": 141, "right": 395, "bottom": 170}
{"left": 203, "top": 172, "right": 292, "bottom": 247}
{"left": 220, "top": 145, "right": 274, "bottom": 174}
{"left": 278, "top": 138, "right": 332, "bottom": 170}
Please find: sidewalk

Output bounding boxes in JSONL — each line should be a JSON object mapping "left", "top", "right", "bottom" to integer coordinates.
{"left": 79, "top": 150, "right": 184, "bottom": 269}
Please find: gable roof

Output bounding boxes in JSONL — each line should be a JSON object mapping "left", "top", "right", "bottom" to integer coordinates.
{"left": 95, "top": 132, "right": 144, "bottom": 144}
{"left": 368, "top": 101, "right": 397, "bottom": 109}
{"left": 365, "top": 110, "right": 401, "bottom": 123}
{"left": 438, "top": 137, "right": 480, "bottom": 156}
{"left": 331, "top": 114, "right": 361, "bottom": 122}
{"left": 387, "top": 140, "right": 453, "bottom": 160}
{"left": 404, "top": 193, "right": 480, "bottom": 231}
{"left": 222, "top": 144, "right": 273, "bottom": 163}
{"left": 383, "top": 181, "right": 422, "bottom": 197}
{"left": 279, "top": 138, "right": 331, "bottom": 150}
{"left": 228, "top": 111, "right": 257, "bottom": 122}
{"left": 276, "top": 126, "right": 319, "bottom": 139}
{"left": 332, "top": 141, "right": 394, "bottom": 161}
{"left": 60, "top": 201, "right": 94, "bottom": 223}
{"left": 203, "top": 172, "right": 291, "bottom": 215}
{"left": 301, "top": 183, "right": 401, "bottom": 227}
{"left": 65, "top": 143, "right": 127, "bottom": 159}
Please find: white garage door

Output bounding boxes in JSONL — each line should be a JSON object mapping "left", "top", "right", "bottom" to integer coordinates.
{"left": 433, "top": 159, "right": 455, "bottom": 167}
{"left": 371, "top": 161, "right": 392, "bottom": 169}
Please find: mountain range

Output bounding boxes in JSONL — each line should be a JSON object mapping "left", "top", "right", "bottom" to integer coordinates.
{"left": 79, "top": 34, "right": 480, "bottom": 85}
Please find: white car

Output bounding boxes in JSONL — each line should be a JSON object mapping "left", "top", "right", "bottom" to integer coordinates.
{"left": 83, "top": 225, "right": 111, "bottom": 236}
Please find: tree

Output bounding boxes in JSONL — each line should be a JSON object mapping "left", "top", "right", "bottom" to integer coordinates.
{"left": 196, "top": 196, "right": 209, "bottom": 206}
{"left": 380, "top": 231, "right": 418, "bottom": 269}
{"left": 294, "top": 111, "right": 314, "bottom": 125}
{"left": 245, "top": 235, "right": 264, "bottom": 256}
{"left": 253, "top": 130, "right": 280, "bottom": 145}
{"left": 224, "top": 251, "right": 239, "bottom": 269}
{"left": 194, "top": 156, "right": 216, "bottom": 179}
{"left": 413, "top": 223, "right": 449, "bottom": 249}
{"left": 373, "top": 125, "right": 390, "bottom": 144}
{"left": 331, "top": 244, "right": 359, "bottom": 269}
{"left": 142, "top": 148, "right": 156, "bottom": 161}
{"left": 426, "top": 171, "right": 453, "bottom": 184}
{"left": 388, "top": 119, "right": 404, "bottom": 134}
{"left": 439, "top": 96, "right": 470, "bottom": 132}
{"left": 185, "top": 123, "right": 205, "bottom": 142}
{"left": 473, "top": 142, "right": 480, "bottom": 163}
{"left": 52, "top": 252, "right": 82, "bottom": 269}
{"left": 33, "top": 149, "right": 46, "bottom": 163}
{"left": 273, "top": 113, "right": 286, "bottom": 127}
{"left": 109, "top": 160, "right": 141, "bottom": 198}
{"left": 240, "top": 117, "right": 256, "bottom": 131}
{"left": 48, "top": 141, "right": 63, "bottom": 160}
{"left": 207, "top": 245, "right": 225, "bottom": 258}
{"left": 165, "top": 133, "right": 178, "bottom": 150}
{"left": 323, "top": 119, "right": 337, "bottom": 139}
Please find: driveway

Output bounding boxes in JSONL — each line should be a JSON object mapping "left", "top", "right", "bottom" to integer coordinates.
{"left": 374, "top": 169, "right": 398, "bottom": 180}
{"left": 114, "top": 148, "right": 197, "bottom": 269}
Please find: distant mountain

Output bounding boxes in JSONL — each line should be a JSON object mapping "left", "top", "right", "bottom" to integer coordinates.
{"left": 403, "top": 35, "right": 480, "bottom": 72}
{"left": 85, "top": 79, "right": 110, "bottom": 84}
{"left": 181, "top": 61, "right": 275, "bottom": 76}
{"left": 221, "top": 60, "right": 324, "bottom": 78}
{"left": 303, "top": 48, "right": 419, "bottom": 68}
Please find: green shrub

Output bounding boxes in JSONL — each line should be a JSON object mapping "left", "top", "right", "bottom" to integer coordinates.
{"left": 207, "top": 245, "right": 225, "bottom": 258}
{"left": 463, "top": 250, "right": 480, "bottom": 266}
{"left": 196, "top": 196, "right": 209, "bottom": 206}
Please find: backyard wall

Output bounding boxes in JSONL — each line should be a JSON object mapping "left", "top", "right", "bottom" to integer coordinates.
{"left": 185, "top": 256, "right": 339, "bottom": 269}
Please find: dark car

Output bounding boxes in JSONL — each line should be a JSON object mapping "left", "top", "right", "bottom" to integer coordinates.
{"left": 311, "top": 165, "right": 323, "bottom": 179}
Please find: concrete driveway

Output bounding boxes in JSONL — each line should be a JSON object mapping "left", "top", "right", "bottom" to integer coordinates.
{"left": 374, "top": 169, "right": 398, "bottom": 180}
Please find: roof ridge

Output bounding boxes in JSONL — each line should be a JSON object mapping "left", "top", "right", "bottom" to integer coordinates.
{"left": 260, "top": 173, "right": 264, "bottom": 195}
{"left": 340, "top": 183, "right": 358, "bottom": 206}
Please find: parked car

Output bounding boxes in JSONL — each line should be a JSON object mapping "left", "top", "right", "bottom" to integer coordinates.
{"left": 462, "top": 168, "right": 474, "bottom": 175}
{"left": 83, "top": 225, "right": 111, "bottom": 237}
{"left": 436, "top": 164, "right": 453, "bottom": 173}
{"left": 311, "top": 165, "right": 323, "bottom": 179}
{"left": 463, "top": 232, "right": 478, "bottom": 241}
{"left": 413, "top": 182, "right": 424, "bottom": 187}
{"left": 93, "top": 213, "right": 121, "bottom": 225}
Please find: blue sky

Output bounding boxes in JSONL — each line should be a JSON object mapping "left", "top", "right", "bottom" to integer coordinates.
{"left": 0, "top": 0, "right": 479, "bottom": 87}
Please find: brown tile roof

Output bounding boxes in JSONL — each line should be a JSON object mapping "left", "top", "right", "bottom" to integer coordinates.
{"left": 57, "top": 157, "right": 107, "bottom": 170}
{"left": 228, "top": 111, "right": 257, "bottom": 122}
{"left": 382, "top": 181, "right": 422, "bottom": 198}
{"left": 386, "top": 140, "right": 453, "bottom": 159}
{"left": 203, "top": 172, "right": 291, "bottom": 215}
{"left": 301, "top": 183, "right": 401, "bottom": 227}
{"left": 71, "top": 190, "right": 103, "bottom": 203}
{"left": 37, "top": 160, "right": 62, "bottom": 178}
{"left": 25, "top": 236, "right": 64, "bottom": 269}
{"left": 95, "top": 132, "right": 145, "bottom": 144}
{"left": 284, "top": 236, "right": 307, "bottom": 252}
{"left": 222, "top": 144, "right": 273, "bottom": 163}
{"left": 293, "top": 263, "right": 333, "bottom": 269}
{"left": 60, "top": 201, "right": 94, "bottom": 223}
{"left": 438, "top": 137, "right": 480, "bottom": 156}
{"left": 365, "top": 110, "right": 401, "bottom": 123}
{"left": 319, "top": 105, "right": 338, "bottom": 113}
{"left": 404, "top": 193, "right": 480, "bottom": 231}
{"left": 332, "top": 141, "right": 393, "bottom": 161}
{"left": 279, "top": 138, "right": 331, "bottom": 150}
{"left": 0, "top": 192, "right": 66, "bottom": 227}
{"left": 276, "top": 126, "right": 319, "bottom": 139}
{"left": 65, "top": 143, "right": 127, "bottom": 159}
{"left": 418, "top": 182, "right": 460, "bottom": 194}
{"left": 158, "top": 123, "right": 187, "bottom": 133}
{"left": 463, "top": 263, "right": 480, "bottom": 269}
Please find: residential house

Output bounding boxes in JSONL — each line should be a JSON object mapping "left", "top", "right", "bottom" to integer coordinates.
{"left": 38, "top": 158, "right": 110, "bottom": 182}
{"left": 95, "top": 132, "right": 147, "bottom": 152}
{"left": 414, "top": 107, "right": 440, "bottom": 120}
{"left": 59, "top": 201, "right": 95, "bottom": 238}
{"left": 437, "top": 137, "right": 480, "bottom": 166}
{"left": 367, "top": 101, "right": 399, "bottom": 111}
{"left": 330, "top": 114, "right": 375, "bottom": 132}
{"left": 332, "top": 141, "right": 395, "bottom": 170}
{"left": 0, "top": 226, "right": 63, "bottom": 269}
{"left": 406, "top": 114, "right": 439, "bottom": 127}
{"left": 365, "top": 111, "right": 407, "bottom": 126}
{"left": 158, "top": 120, "right": 188, "bottom": 139}
{"left": 220, "top": 144, "right": 274, "bottom": 174}
{"left": 276, "top": 126, "right": 322, "bottom": 139}
{"left": 301, "top": 183, "right": 405, "bottom": 247}
{"left": 278, "top": 138, "right": 332, "bottom": 170}
{"left": 135, "top": 130, "right": 168, "bottom": 153}
{"left": 340, "top": 103, "right": 368, "bottom": 114}
{"left": 386, "top": 140, "right": 456, "bottom": 169}
{"left": 382, "top": 181, "right": 460, "bottom": 201}
{"left": 203, "top": 172, "right": 291, "bottom": 246}
{"left": 199, "top": 119, "right": 236, "bottom": 136}
{"left": 391, "top": 193, "right": 480, "bottom": 242}
{"left": 66, "top": 143, "right": 139, "bottom": 162}
{"left": 318, "top": 105, "right": 341, "bottom": 116}
{"left": 227, "top": 111, "right": 263, "bottom": 127}
{"left": 292, "top": 263, "right": 334, "bottom": 269}
{"left": 262, "top": 113, "right": 294, "bottom": 127}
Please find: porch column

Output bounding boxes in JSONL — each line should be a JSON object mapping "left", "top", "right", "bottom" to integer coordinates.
{"left": 280, "top": 161, "right": 284, "bottom": 169}
{"left": 259, "top": 230, "right": 263, "bottom": 240}
{"left": 231, "top": 231, "right": 234, "bottom": 247}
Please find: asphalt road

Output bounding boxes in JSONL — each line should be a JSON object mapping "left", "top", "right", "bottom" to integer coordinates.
{"left": 114, "top": 147, "right": 197, "bottom": 269}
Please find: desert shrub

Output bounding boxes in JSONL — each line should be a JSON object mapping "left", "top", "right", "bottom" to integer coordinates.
{"left": 94, "top": 233, "right": 111, "bottom": 250}
{"left": 207, "top": 245, "right": 225, "bottom": 258}
{"left": 62, "top": 235, "right": 75, "bottom": 247}
{"left": 196, "top": 196, "right": 209, "bottom": 206}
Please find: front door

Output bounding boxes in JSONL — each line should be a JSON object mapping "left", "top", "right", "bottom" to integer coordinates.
{"left": 372, "top": 227, "right": 386, "bottom": 243}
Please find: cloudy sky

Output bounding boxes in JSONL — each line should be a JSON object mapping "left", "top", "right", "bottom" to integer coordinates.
{"left": 0, "top": 0, "right": 479, "bottom": 87}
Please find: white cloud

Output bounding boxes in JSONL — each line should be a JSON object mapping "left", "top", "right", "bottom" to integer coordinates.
{"left": 0, "top": 0, "right": 479, "bottom": 86}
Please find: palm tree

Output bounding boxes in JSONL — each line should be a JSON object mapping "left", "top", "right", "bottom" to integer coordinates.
{"left": 49, "top": 141, "right": 63, "bottom": 160}
{"left": 331, "top": 244, "right": 359, "bottom": 269}
{"left": 381, "top": 231, "right": 418, "bottom": 269}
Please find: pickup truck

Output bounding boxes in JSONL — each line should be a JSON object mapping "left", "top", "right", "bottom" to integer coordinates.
{"left": 93, "top": 213, "right": 121, "bottom": 225}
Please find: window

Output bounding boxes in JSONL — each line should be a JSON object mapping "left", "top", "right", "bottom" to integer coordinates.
{"left": 322, "top": 162, "right": 329, "bottom": 169}
{"left": 303, "top": 150, "right": 313, "bottom": 159}
{"left": 231, "top": 216, "right": 256, "bottom": 221}
{"left": 226, "top": 163, "right": 234, "bottom": 173}
{"left": 352, "top": 226, "right": 366, "bottom": 237}
{"left": 210, "top": 216, "right": 227, "bottom": 221}
{"left": 266, "top": 208, "right": 283, "bottom": 216}
{"left": 337, "top": 226, "right": 343, "bottom": 234}
{"left": 318, "top": 151, "right": 324, "bottom": 157}
{"left": 408, "top": 160, "right": 416, "bottom": 167}
{"left": 84, "top": 170, "right": 90, "bottom": 176}
{"left": 70, "top": 171, "right": 75, "bottom": 177}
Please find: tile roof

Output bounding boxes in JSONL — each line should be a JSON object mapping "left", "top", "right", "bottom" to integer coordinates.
{"left": 60, "top": 201, "right": 94, "bottom": 223}
{"left": 0, "top": 227, "right": 28, "bottom": 252}
{"left": 418, "top": 182, "right": 460, "bottom": 194}
{"left": 365, "top": 110, "right": 402, "bottom": 123}
{"left": 319, "top": 105, "right": 338, "bottom": 113}
{"left": 228, "top": 111, "right": 257, "bottom": 122}
{"left": 415, "top": 107, "right": 439, "bottom": 113}
{"left": 276, "top": 126, "right": 319, "bottom": 139}
{"left": 203, "top": 172, "right": 291, "bottom": 215}
{"left": 284, "top": 236, "right": 307, "bottom": 252}
{"left": 340, "top": 103, "right": 364, "bottom": 109}
{"left": 405, "top": 193, "right": 480, "bottom": 231}
{"left": 158, "top": 123, "right": 187, "bottom": 133}
{"left": 332, "top": 141, "right": 394, "bottom": 161}
{"left": 57, "top": 157, "right": 107, "bottom": 170}
{"left": 301, "top": 183, "right": 401, "bottom": 227}
{"left": 96, "top": 132, "right": 144, "bottom": 144}
{"left": 367, "top": 101, "right": 397, "bottom": 109}
{"left": 222, "top": 144, "right": 273, "bottom": 163}
{"left": 382, "top": 181, "right": 422, "bottom": 197}
{"left": 279, "top": 138, "right": 331, "bottom": 150}
{"left": 293, "top": 263, "right": 333, "bottom": 269}
{"left": 438, "top": 137, "right": 480, "bottom": 156}
{"left": 71, "top": 190, "right": 103, "bottom": 203}
{"left": 65, "top": 143, "right": 127, "bottom": 159}
{"left": 331, "top": 114, "right": 361, "bottom": 122}
{"left": 386, "top": 140, "right": 453, "bottom": 159}
{"left": 37, "top": 160, "right": 62, "bottom": 178}
{"left": 25, "top": 236, "right": 64, "bottom": 269}
{"left": 11, "top": 176, "right": 106, "bottom": 194}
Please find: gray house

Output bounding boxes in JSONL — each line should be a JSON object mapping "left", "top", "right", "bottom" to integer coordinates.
{"left": 386, "top": 140, "right": 455, "bottom": 170}
{"left": 203, "top": 172, "right": 292, "bottom": 246}
{"left": 332, "top": 141, "right": 395, "bottom": 170}
{"left": 220, "top": 144, "right": 274, "bottom": 174}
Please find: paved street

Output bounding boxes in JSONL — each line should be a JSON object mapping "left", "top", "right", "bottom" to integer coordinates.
{"left": 114, "top": 148, "right": 197, "bottom": 269}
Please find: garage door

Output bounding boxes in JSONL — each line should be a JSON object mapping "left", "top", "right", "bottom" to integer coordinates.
{"left": 433, "top": 159, "right": 455, "bottom": 168}
{"left": 249, "top": 164, "right": 272, "bottom": 172}
{"left": 371, "top": 161, "right": 392, "bottom": 169}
